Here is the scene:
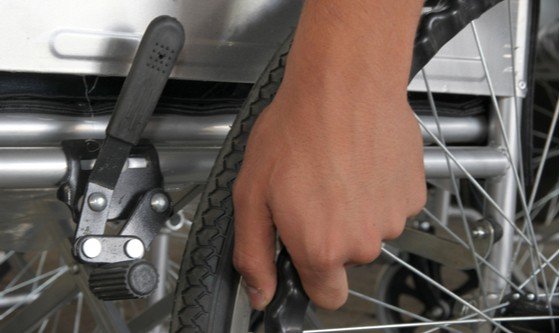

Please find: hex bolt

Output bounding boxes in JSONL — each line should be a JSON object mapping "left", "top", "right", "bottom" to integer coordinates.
{"left": 512, "top": 293, "right": 521, "bottom": 300}
{"left": 88, "top": 192, "right": 107, "bottom": 212}
{"left": 150, "top": 193, "right": 169, "bottom": 213}
{"left": 471, "top": 226, "right": 488, "bottom": 239}
{"left": 125, "top": 239, "right": 145, "bottom": 259}
{"left": 526, "top": 293, "right": 536, "bottom": 301}
{"left": 82, "top": 238, "right": 102, "bottom": 258}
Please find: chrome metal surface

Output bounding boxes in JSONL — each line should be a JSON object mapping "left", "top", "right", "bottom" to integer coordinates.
{"left": 0, "top": 113, "right": 484, "bottom": 147}
{"left": 150, "top": 193, "right": 169, "bottom": 214}
{"left": 0, "top": 146, "right": 509, "bottom": 189}
{"left": 0, "top": 113, "right": 234, "bottom": 147}
{"left": 82, "top": 238, "right": 102, "bottom": 259}
{"left": 76, "top": 183, "right": 114, "bottom": 237}
{"left": 147, "top": 233, "right": 169, "bottom": 333}
{"left": 484, "top": 97, "right": 520, "bottom": 295}
{"left": 0, "top": 148, "right": 67, "bottom": 188}
{"left": 420, "top": 115, "right": 487, "bottom": 145}
{"left": 230, "top": 278, "right": 252, "bottom": 333}
{"left": 423, "top": 147, "right": 509, "bottom": 179}
{"left": 0, "top": 1, "right": 519, "bottom": 96}
{"left": 0, "top": 0, "right": 303, "bottom": 83}
{"left": 124, "top": 239, "right": 145, "bottom": 259}
{"left": 87, "top": 192, "right": 108, "bottom": 212}
{"left": 0, "top": 147, "right": 220, "bottom": 188}
{"left": 0, "top": 294, "right": 38, "bottom": 308}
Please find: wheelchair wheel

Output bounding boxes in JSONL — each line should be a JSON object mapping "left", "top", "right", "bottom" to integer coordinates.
{"left": 171, "top": 1, "right": 559, "bottom": 332}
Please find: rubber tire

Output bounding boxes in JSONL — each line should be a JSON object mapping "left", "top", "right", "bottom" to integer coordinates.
{"left": 170, "top": 35, "right": 293, "bottom": 333}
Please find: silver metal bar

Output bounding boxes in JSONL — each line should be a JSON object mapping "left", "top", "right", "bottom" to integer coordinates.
{"left": 302, "top": 316, "right": 558, "bottom": 332}
{"left": 423, "top": 147, "right": 509, "bottom": 178}
{"left": 0, "top": 294, "right": 38, "bottom": 307}
{"left": 0, "top": 113, "right": 486, "bottom": 146}
{"left": 0, "top": 269, "right": 73, "bottom": 330}
{"left": 0, "top": 114, "right": 234, "bottom": 147}
{"left": 148, "top": 233, "right": 169, "bottom": 333}
{"left": 421, "top": 115, "right": 487, "bottom": 144}
{"left": 0, "top": 146, "right": 508, "bottom": 188}
{"left": 484, "top": 97, "right": 520, "bottom": 296}
{"left": 385, "top": 248, "right": 512, "bottom": 332}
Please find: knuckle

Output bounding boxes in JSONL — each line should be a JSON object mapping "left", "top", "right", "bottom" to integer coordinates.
{"left": 352, "top": 245, "right": 381, "bottom": 264}
{"left": 385, "top": 226, "right": 404, "bottom": 240}
{"left": 384, "top": 215, "right": 406, "bottom": 240}
{"left": 350, "top": 234, "right": 382, "bottom": 264}
{"left": 308, "top": 248, "right": 343, "bottom": 272}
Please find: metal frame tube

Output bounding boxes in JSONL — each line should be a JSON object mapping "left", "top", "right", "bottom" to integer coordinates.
{"left": 148, "top": 233, "right": 169, "bottom": 333}
{"left": 483, "top": 97, "right": 521, "bottom": 295}
{"left": 0, "top": 146, "right": 508, "bottom": 189}
{"left": 0, "top": 113, "right": 486, "bottom": 147}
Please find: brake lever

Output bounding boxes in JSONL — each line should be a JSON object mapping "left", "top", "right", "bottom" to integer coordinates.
{"left": 264, "top": 247, "right": 310, "bottom": 333}
{"left": 74, "top": 15, "right": 184, "bottom": 260}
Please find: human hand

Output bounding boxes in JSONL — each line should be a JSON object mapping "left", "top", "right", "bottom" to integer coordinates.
{"left": 232, "top": 0, "right": 425, "bottom": 311}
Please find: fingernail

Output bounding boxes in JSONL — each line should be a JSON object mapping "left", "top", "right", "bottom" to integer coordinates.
{"left": 244, "top": 284, "right": 268, "bottom": 310}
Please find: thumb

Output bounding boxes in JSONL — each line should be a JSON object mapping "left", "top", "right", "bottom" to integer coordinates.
{"left": 233, "top": 189, "right": 277, "bottom": 311}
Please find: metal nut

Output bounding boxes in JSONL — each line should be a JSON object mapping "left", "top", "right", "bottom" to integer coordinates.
{"left": 88, "top": 192, "right": 107, "bottom": 212}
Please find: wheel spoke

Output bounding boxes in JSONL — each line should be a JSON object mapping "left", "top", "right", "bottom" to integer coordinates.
{"left": 518, "top": 250, "right": 560, "bottom": 289}
{"left": 472, "top": 19, "right": 548, "bottom": 300}
{"left": 4, "top": 252, "right": 42, "bottom": 290}
{"left": 72, "top": 293, "right": 84, "bottom": 333}
{"left": 421, "top": 302, "right": 510, "bottom": 333}
{"left": 0, "top": 266, "right": 68, "bottom": 321}
{"left": 381, "top": 248, "right": 514, "bottom": 332}
{"left": 421, "top": 69, "right": 489, "bottom": 302}
{"left": 421, "top": 208, "right": 523, "bottom": 293}
{"left": 0, "top": 266, "right": 68, "bottom": 297}
{"left": 302, "top": 316, "right": 557, "bottom": 332}
{"left": 348, "top": 290, "right": 432, "bottom": 325}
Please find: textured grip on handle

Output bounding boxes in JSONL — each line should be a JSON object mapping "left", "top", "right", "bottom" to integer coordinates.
{"left": 107, "top": 16, "right": 185, "bottom": 145}
{"left": 89, "top": 260, "right": 158, "bottom": 300}
{"left": 264, "top": 248, "right": 310, "bottom": 333}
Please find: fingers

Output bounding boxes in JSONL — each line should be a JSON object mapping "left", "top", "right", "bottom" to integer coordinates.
{"left": 232, "top": 185, "right": 277, "bottom": 311}
{"left": 292, "top": 255, "right": 349, "bottom": 310}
